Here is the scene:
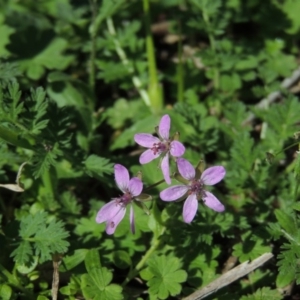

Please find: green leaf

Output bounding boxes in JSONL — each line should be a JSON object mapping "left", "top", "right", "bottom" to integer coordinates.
{"left": 85, "top": 249, "right": 101, "bottom": 273}
{"left": 0, "top": 14, "right": 15, "bottom": 57}
{"left": 275, "top": 209, "right": 297, "bottom": 236}
{"left": 19, "top": 37, "right": 74, "bottom": 80}
{"left": 232, "top": 239, "right": 272, "bottom": 262}
{"left": 93, "top": 0, "right": 125, "bottom": 32}
{"left": 16, "top": 256, "right": 38, "bottom": 274}
{"left": 276, "top": 269, "right": 294, "bottom": 288}
{"left": 220, "top": 73, "right": 242, "bottom": 92}
{"left": 59, "top": 249, "right": 88, "bottom": 272}
{"left": 144, "top": 255, "right": 187, "bottom": 299}
{"left": 110, "top": 115, "right": 160, "bottom": 150}
{"left": 34, "top": 219, "right": 70, "bottom": 263}
{"left": 11, "top": 212, "right": 69, "bottom": 264}
{"left": 113, "top": 250, "right": 132, "bottom": 269}
{"left": 277, "top": 243, "right": 300, "bottom": 286}
{"left": 235, "top": 56, "right": 259, "bottom": 70}
{"left": 0, "top": 284, "right": 12, "bottom": 300}
{"left": 84, "top": 155, "right": 114, "bottom": 178}
{"left": 81, "top": 268, "right": 123, "bottom": 300}
{"left": 279, "top": 0, "right": 300, "bottom": 34}
{"left": 240, "top": 287, "right": 282, "bottom": 300}
{"left": 74, "top": 215, "right": 104, "bottom": 242}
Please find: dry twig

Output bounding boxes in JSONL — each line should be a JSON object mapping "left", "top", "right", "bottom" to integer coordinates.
{"left": 182, "top": 252, "right": 274, "bottom": 300}
{"left": 243, "top": 67, "right": 300, "bottom": 125}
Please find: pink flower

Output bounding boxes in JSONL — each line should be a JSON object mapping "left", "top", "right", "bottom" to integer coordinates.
{"left": 134, "top": 114, "right": 185, "bottom": 184}
{"left": 96, "top": 164, "right": 143, "bottom": 235}
{"left": 160, "top": 158, "right": 226, "bottom": 223}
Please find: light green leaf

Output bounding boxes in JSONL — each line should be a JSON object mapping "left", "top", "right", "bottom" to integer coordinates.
{"left": 81, "top": 268, "right": 123, "bottom": 300}
{"left": 276, "top": 269, "right": 294, "bottom": 288}
{"left": 84, "top": 155, "right": 114, "bottom": 178}
{"left": 275, "top": 209, "right": 297, "bottom": 236}
{"left": 59, "top": 249, "right": 88, "bottom": 272}
{"left": 240, "top": 287, "right": 282, "bottom": 300}
{"left": 0, "top": 14, "right": 15, "bottom": 57}
{"left": 85, "top": 249, "right": 101, "bottom": 273}
{"left": 144, "top": 255, "right": 187, "bottom": 299}
{"left": 20, "top": 38, "right": 74, "bottom": 80}
{"left": 0, "top": 284, "right": 12, "bottom": 300}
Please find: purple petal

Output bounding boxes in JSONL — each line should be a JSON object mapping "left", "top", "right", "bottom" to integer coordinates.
{"left": 134, "top": 133, "right": 160, "bottom": 148}
{"left": 128, "top": 177, "right": 143, "bottom": 197}
{"left": 114, "top": 164, "right": 129, "bottom": 192}
{"left": 96, "top": 200, "right": 120, "bottom": 223}
{"left": 130, "top": 204, "right": 135, "bottom": 234}
{"left": 160, "top": 185, "right": 189, "bottom": 201}
{"left": 170, "top": 141, "right": 185, "bottom": 157}
{"left": 106, "top": 207, "right": 126, "bottom": 235}
{"left": 139, "top": 149, "right": 160, "bottom": 164}
{"left": 161, "top": 153, "right": 171, "bottom": 184}
{"left": 201, "top": 166, "right": 226, "bottom": 185}
{"left": 177, "top": 158, "right": 195, "bottom": 180}
{"left": 203, "top": 191, "right": 225, "bottom": 212}
{"left": 159, "top": 115, "right": 170, "bottom": 140}
{"left": 183, "top": 194, "right": 198, "bottom": 223}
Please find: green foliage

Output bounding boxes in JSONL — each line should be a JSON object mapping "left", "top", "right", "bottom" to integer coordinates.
{"left": 11, "top": 212, "right": 69, "bottom": 264}
{"left": 81, "top": 249, "right": 123, "bottom": 300}
{"left": 84, "top": 155, "right": 113, "bottom": 178}
{"left": 240, "top": 287, "right": 282, "bottom": 300}
{"left": 141, "top": 255, "right": 187, "bottom": 299}
{"left": 0, "top": 0, "right": 300, "bottom": 299}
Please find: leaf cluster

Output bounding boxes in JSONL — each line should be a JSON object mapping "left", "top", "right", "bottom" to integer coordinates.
{"left": 11, "top": 211, "right": 70, "bottom": 265}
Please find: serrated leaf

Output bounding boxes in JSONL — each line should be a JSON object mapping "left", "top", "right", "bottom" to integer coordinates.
{"left": 11, "top": 212, "right": 69, "bottom": 264}
{"left": 84, "top": 155, "right": 113, "bottom": 178}
{"left": 19, "top": 212, "right": 48, "bottom": 238}
{"left": 93, "top": 0, "right": 125, "bottom": 32}
{"left": 240, "top": 287, "right": 282, "bottom": 300}
{"left": 81, "top": 267, "right": 123, "bottom": 300}
{"left": 13, "top": 37, "right": 74, "bottom": 80}
{"left": 59, "top": 249, "right": 88, "bottom": 272}
{"left": 85, "top": 249, "right": 101, "bottom": 273}
{"left": 232, "top": 240, "right": 272, "bottom": 262}
{"left": 10, "top": 241, "right": 32, "bottom": 265}
{"left": 275, "top": 209, "right": 297, "bottom": 236}
{"left": 145, "top": 255, "right": 187, "bottom": 299}
{"left": 276, "top": 269, "right": 294, "bottom": 288}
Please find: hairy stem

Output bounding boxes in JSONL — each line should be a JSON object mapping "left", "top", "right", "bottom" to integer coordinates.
{"left": 106, "top": 18, "right": 151, "bottom": 107}
{"left": 121, "top": 226, "right": 166, "bottom": 287}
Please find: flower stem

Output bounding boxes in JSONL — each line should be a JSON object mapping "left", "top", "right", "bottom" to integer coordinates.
{"left": 121, "top": 226, "right": 166, "bottom": 287}
{"left": 144, "top": 179, "right": 166, "bottom": 191}
{"left": 106, "top": 18, "right": 151, "bottom": 107}
{"left": 142, "top": 0, "right": 163, "bottom": 113}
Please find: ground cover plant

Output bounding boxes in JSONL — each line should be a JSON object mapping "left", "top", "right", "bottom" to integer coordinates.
{"left": 1, "top": 0, "right": 300, "bottom": 299}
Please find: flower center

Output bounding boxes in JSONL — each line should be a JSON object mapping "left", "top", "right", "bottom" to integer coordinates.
{"left": 117, "top": 191, "right": 132, "bottom": 206}
{"left": 189, "top": 180, "right": 205, "bottom": 198}
{"left": 151, "top": 142, "right": 168, "bottom": 155}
